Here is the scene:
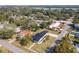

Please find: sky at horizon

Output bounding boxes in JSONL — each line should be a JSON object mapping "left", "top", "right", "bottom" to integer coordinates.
{"left": 0, "top": 0, "right": 78, "bottom": 5}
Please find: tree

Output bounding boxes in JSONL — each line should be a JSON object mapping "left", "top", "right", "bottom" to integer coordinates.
{"left": 19, "top": 35, "right": 32, "bottom": 46}
{"left": 31, "top": 23, "right": 39, "bottom": 31}
{"left": 0, "top": 29, "right": 15, "bottom": 39}
{"left": 72, "top": 15, "right": 79, "bottom": 24}
{"left": 73, "top": 18, "right": 79, "bottom": 24}
{"left": 40, "top": 21, "right": 51, "bottom": 29}
{"left": 20, "top": 37, "right": 28, "bottom": 46}
{"left": 54, "top": 39, "right": 77, "bottom": 53}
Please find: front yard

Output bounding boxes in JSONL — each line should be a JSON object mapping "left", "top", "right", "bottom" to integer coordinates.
{"left": 31, "top": 36, "right": 55, "bottom": 52}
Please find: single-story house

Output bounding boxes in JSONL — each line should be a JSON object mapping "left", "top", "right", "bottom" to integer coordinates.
{"left": 75, "top": 44, "right": 79, "bottom": 48}
{"left": 15, "top": 27, "right": 21, "bottom": 33}
{"left": 35, "top": 20, "right": 44, "bottom": 26}
{"left": 73, "top": 24, "right": 79, "bottom": 30}
{"left": 0, "top": 24, "right": 4, "bottom": 29}
{"left": 60, "top": 20, "right": 66, "bottom": 24}
{"left": 49, "top": 21, "right": 60, "bottom": 30}
{"left": 69, "top": 24, "right": 79, "bottom": 30}
{"left": 70, "top": 32, "right": 79, "bottom": 39}
{"left": 17, "top": 30, "right": 30, "bottom": 38}
{"left": 75, "top": 33, "right": 79, "bottom": 38}
{"left": 32, "top": 31, "right": 48, "bottom": 44}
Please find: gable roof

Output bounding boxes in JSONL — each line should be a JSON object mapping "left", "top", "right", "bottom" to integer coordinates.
{"left": 75, "top": 44, "right": 79, "bottom": 48}
{"left": 49, "top": 21, "right": 60, "bottom": 28}
{"left": 74, "top": 24, "right": 79, "bottom": 30}
{"left": 19, "top": 30, "right": 29, "bottom": 36}
{"left": 75, "top": 34, "right": 79, "bottom": 38}
{"left": 32, "top": 31, "right": 48, "bottom": 42}
{"left": 71, "top": 32, "right": 79, "bottom": 38}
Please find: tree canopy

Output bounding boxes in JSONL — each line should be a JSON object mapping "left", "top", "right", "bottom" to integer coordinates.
{"left": 54, "top": 39, "right": 77, "bottom": 53}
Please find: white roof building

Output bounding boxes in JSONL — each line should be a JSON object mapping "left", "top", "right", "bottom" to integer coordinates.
{"left": 0, "top": 24, "right": 4, "bottom": 29}
{"left": 49, "top": 21, "right": 60, "bottom": 29}
{"left": 15, "top": 27, "right": 21, "bottom": 33}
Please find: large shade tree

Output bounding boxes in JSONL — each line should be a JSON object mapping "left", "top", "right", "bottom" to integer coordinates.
{"left": 0, "top": 29, "right": 15, "bottom": 39}
{"left": 54, "top": 38, "right": 77, "bottom": 53}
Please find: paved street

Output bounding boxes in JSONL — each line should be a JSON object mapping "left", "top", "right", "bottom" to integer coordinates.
{"left": 0, "top": 40, "right": 25, "bottom": 53}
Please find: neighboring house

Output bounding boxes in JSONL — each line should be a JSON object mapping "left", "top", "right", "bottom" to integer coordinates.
{"left": 15, "top": 27, "right": 21, "bottom": 33}
{"left": 0, "top": 24, "right": 4, "bottom": 29}
{"left": 32, "top": 31, "right": 48, "bottom": 44}
{"left": 75, "top": 34, "right": 79, "bottom": 38}
{"left": 75, "top": 44, "right": 79, "bottom": 48}
{"left": 17, "top": 30, "right": 30, "bottom": 38}
{"left": 35, "top": 20, "right": 44, "bottom": 26}
{"left": 60, "top": 20, "right": 66, "bottom": 24}
{"left": 74, "top": 24, "right": 79, "bottom": 30}
{"left": 70, "top": 32, "right": 79, "bottom": 39}
{"left": 49, "top": 21, "right": 60, "bottom": 30}
{"left": 69, "top": 24, "right": 79, "bottom": 30}
{"left": 60, "top": 17, "right": 66, "bottom": 20}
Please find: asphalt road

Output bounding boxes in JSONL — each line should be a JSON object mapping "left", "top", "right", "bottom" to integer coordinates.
{"left": 0, "top": 40, "right": 25, "bottom": 53}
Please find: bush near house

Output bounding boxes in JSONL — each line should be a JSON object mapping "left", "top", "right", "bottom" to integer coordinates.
{"left": 19, "top": 37, "right": 28, "bottom": 46}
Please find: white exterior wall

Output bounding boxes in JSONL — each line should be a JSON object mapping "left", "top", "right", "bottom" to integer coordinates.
{"left": 38, "top": 33, "right": 48, "bottom": 44}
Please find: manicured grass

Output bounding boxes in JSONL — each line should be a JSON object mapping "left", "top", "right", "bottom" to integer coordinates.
{"left": 31, "top": 36, "right": 55, "bottom": 53}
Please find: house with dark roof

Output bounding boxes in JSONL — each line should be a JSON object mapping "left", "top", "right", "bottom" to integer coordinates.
{"left": 75, "top": 33, "right": 79, "bottom": 38}
{"left": 74, "top": 24, "right": 79, "bottom": 30}
{"left": 75, "top": 44, "right": 79, "bottom": 48}
{"left": 32, "top": 31, "right": 48, "bottom": 44}
{"left": 71, "top": 32, "right": 79, "bottom": 39}
{"left": 69, "top": 24, "right": 79, "bottom": 30}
